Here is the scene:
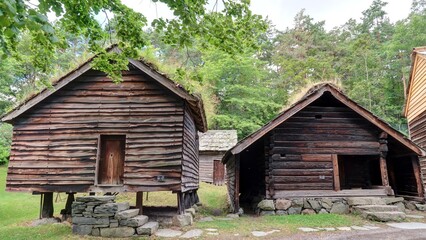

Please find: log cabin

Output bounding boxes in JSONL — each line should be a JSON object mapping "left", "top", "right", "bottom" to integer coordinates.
{"left": 1, "top": 46, "right": 207, "bottom": 217}
{"left": 198, "top": 130, "right": 237, "bottom": 185}
{"left": 223, "top": 83, "right": 425, "bottom": 213}
{"left": 405, "top": 46, "right": 426, "bottom": 195}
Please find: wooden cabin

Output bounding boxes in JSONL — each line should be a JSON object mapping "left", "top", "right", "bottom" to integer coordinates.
{"left": 198, "top": 130, "right": 237, "bottom": 185}
{"left": 1, "top": 46, "right": 207, "bottom": 217}
{"left": 405, "top": 46, "right": 426, "bottom": 195}
{"left": 223, "top": 83, "right": 425, "bottom": 213}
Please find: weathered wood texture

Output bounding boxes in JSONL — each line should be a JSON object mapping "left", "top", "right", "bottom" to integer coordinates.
{"left": 199, "top": 152, "right": 226, "bottom": 184}
{"left": 268, "top": 105, "right": 380, "bottom": 193}
{"left": 181, "top": 107, "right": 199, "bottom": 192}
{"left": 406, "top": 55, "right": 426, "bottom": 122}
{"left": 407, "top": 111, "right": 426, "bottom": 193}
{"left": 391, "top": 155, "right": 421, "bottom": 196}
{"left": 225, "top": 156, "right": 236, "bottom": 213}
{"left": 7, "top": 68, "right": 187, "bottom": 192}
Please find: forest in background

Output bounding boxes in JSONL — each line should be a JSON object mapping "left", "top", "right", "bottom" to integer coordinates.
{"left": 1, "top": 0, "right": 426, "bottom": 164}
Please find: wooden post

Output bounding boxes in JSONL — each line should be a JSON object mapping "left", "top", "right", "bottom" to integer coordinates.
{"left": 41, "top": 192, "right": 54, "bottom": 218}
{"left": 411, "top": 156, "right": 424, "bottom": 197}
{"left": 136, "top": 192, "right": 143, "bottom": 215}
{"left": 379, "top": 156, "right": 390, "bottom": 186}
{"left": 332, "top": 154, "right": 340, "bottom": 191}
{"left": 177, "top": 192, "right": 184, "bottom": 214}
{"left": 61, "top": 193, "right": 75, "bottom": 220}
{"left": 379, "top": 132, "right": 390, "bottom": 187}
{"left": 235, "top": 155, "right": 240, "bottom": 213}
{"left": 194, "top": 190, "right": 200, "bottom": 205}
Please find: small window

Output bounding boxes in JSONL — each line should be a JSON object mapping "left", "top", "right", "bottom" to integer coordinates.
{"left": 315, "top": 114, "right": 322, "bottom": 119}
{"left": 98, "top": 135, "right": 125, "bottom": 185}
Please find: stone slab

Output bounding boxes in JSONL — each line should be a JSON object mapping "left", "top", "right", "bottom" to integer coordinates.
{"left": 76, "top": 196, "right": 115, "bottom": 203}
{"left": 72, "top": 224, "right": 92, "bottom": 235}
{"left": 100, "top": 227, "right": 135, "bottom": 238}
{"left": 383, "top": 197, "right": 404, "bottom": 205}
{"left": 337, "top": 227, "right": 351, "bottom": 231}
{"left": 330, "top": 202, "right": 349, "bottom": 214}
{"left": 298, "top": 227, "right": 319, "bottom": 232}
{"left": 205, "top": 228, "right": 218, "bottom": 232}
{"left": 115, "top": 209, "right": 139, "bottom": 220}
{"left": 351, "top": 226, "right": 370, "bottom": 230}
{"left": 258, "top": 200, "right": 275, "bottom": 210}
{"left": 364, "top": 211, "right": 405, "bottom": 222}
{"left": 362, "top": 225, "right": 380, "bottom": 230}
{"left": 126, "top": 215, "right": 149, "bottom": 227}
{"left": 155, "top": 229, "right": 183, "bottom": 238}
{"left": 180, "top": 229, "right": 203, "bottom": 238}
{"left": 347, "top": 197, "right": 385, "bottom": 206}
{"left": 276, "top": 199, "right": 292, "bottom": 210}
{"left": 387, "top": 222, "right": 426, "bottom": 229}
{"left": 251, "top": 230, "right": 279, "bottom": 237}
{"left": 173, "top": 213, "right": 193, "bottom": 227}
{"left": 72, "top": 217, "right": 109, "bottom": 225}
{"left": 406, "top": 214, "right": 425, "bottom": 219}
{"left": 137, "top": 221, "right": 159, "bottom": 235}
{"left": 199, "top": 217, "right": 214, "bottom": 222}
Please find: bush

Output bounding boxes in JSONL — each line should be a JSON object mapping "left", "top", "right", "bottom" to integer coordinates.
{"left": 0, "top": 123, "right": 12, "bottom": 165}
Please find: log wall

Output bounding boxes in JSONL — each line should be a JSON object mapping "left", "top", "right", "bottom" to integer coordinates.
{"left": 181, "top": 107, "right": 199, "bottom": 192}
{"left": 199, "top": 151, "right": 226, "bottom": 183}
{"left": 7, "top": 68, "right": 187, "bottom": 192}
{"left": 406, "top": 55, "right": 426, "bottom": 195}
{"left": 407, "top": 111, "right": 426, "bottom": 193}
{"left": 269, "top": 105, "right": 380, "bottom": 197}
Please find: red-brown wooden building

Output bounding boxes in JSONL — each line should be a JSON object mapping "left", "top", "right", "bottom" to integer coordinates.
{"left": 223, "top": 83, "right": 425, "bottom": 213}
{"left": 1, "top": 46, "right": 207, "bottom": 216}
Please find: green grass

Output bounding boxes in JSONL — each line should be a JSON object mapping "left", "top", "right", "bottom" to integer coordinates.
{"left": 194, "top": 214, "right": 364, "bottom": 234}
{"left": 0, "top": 165, "right": 370, "bottom": 239}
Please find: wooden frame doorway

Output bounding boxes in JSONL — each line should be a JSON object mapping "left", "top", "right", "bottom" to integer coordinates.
{"left": 97, "top": 135, "right": 125, "bottom": 185}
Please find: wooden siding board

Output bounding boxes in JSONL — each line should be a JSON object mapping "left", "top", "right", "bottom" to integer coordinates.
{"left": 407, "top": 56, "right": 426, "bottom": 121}
{"left": 181, "top": 107, "right": 199, "bottom": 192}
{"left": 269, "top": 105, "right": 380, "bottom": 192}
{"left": 7, "top": 70, "right": 186, "bottom": 192}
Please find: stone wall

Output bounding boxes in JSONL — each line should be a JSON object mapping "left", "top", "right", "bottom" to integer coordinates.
{"left": 256, "top": 197, "right": 408, "bottom": 215}
{"left": 71, "top": 196, "right": 158, "bottom": 237}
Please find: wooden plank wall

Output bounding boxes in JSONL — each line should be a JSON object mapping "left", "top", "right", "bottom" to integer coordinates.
{"left": 406, "top": 55, "right": 426, "bottom": 194}
{"left": 408, "top": 110, "right": 426, "bottom": 193}
{"left": 225, "top": 157, "right": 236, "bottom": 213}
{"left": 7, "top": 68, "right": 185, "bottom": 192}
{"left": 199, "top": 152, "right": 223, "bottom": 183}
{"left": 269, "top": 105, "right": 380, "bottom": 196}
{"left": 181, "top": 107, "right": 199, "bottom": 192}
{"left": 407, "top": 56, "right": 426, "bottom": 122}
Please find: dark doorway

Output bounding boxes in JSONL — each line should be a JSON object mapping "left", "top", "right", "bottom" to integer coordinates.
{"left": 338, "top": 155, "right": 381, "bottom": 189}
{"left": 213, "top": 160, "right": 225, "bottom": 185}
{"left": 98, "top": 135, "right": 125, "bottom": 185}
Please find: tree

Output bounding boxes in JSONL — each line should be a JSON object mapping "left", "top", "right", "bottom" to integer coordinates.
{"left": 271, "top": 10, "right": 338, "bottom": 94}
{"left": 0, "top": 0, "right": 267, "bottom": 82}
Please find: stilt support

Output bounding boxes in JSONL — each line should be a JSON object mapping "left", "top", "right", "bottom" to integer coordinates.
{"left": 136, "top": 192, "right": 143, "bottom": 215}
{"left": 41, "top": 192, "right": 54, "bottom": 218}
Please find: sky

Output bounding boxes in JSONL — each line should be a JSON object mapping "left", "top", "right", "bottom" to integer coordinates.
{"left": 122, "top": 0, "right": 413, "bottom": 30}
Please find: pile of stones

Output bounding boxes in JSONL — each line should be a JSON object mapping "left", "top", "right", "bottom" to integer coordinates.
{"left": 256, "top": 196, "right": 426, "bottom": 222}
{"left": 257, "top": 198, "right": 350, "bottom": 215}
{"left": 71, "top": 196, "right": 158, "bottom": 237}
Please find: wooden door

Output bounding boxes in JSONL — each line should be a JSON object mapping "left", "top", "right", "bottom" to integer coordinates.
{"left": 213, "top": 160, "right": 225, "bottom": 185}
{"left": 98, "top": 135, "right": 125, "bottom": 185}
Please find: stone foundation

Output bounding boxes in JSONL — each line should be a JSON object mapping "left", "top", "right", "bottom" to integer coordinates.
{"left": 71, "top": 196, "right": 158, "bottom": 237}
{"left": 256, "top": 197, "right": 410, "bottom": 216}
